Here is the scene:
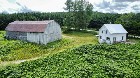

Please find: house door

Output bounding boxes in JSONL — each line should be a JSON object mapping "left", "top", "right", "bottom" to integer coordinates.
{"left": 113, "top": 37, "right": 116, "bottom": 42}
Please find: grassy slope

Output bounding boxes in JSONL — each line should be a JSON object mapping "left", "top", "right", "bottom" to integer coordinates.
{"left": 0, "top": 31, "right": 98, "bottom": 62}
{"left": 0, "top": 43, "right": 140, "bottom": 78}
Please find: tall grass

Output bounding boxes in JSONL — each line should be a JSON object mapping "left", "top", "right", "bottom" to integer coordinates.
{"left": 0, "top": 31, "right": 98, "bottom": 62}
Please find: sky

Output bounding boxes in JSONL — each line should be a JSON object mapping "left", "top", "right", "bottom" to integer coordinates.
{"left": 0, "top": 0, "right": 140, "bottom": 14}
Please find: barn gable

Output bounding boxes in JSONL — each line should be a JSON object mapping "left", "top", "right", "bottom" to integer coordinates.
{"left": 5, "top": 20, "right": 54, "bottom": 32}
{"left": 5, "top": 20, "right": 62, "bottom": 44}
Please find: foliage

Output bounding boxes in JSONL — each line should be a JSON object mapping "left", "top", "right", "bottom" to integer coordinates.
{"left": 0, "top": 12, "right": 67, "bottom": 30}
{"left": 0, "top": 43, "right": 140, "bottom": 77}
{"left": 88, "top": 12, "right": 121, "bottom": 30}
{"left": 64, "top": 0, "right": 93, "bottom": 31}
{"left": 0, "top": 12, "right": 140, "bottom": 35}
{"left": 115, "top": 13, "right": 140, "bottom": 36}
{"left": 0, "top": 31, "right": 97, "bottom": 61}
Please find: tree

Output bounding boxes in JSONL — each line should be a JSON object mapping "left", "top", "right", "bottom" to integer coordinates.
{"left": 115, "top": 13, "right": 140, "bottom": 36}
{"left": 64, "top": 0, "right": 74, "bottom": 30}
{"left": 85, "top": 3, "right": 93, "bottom": 29}
{"left": 64, "top": 0, "right": 93, "bottom": 31}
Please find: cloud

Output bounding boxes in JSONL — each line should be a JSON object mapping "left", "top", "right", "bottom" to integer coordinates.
{"left": 16, "top": 0, "right": 65, "bottom": 12}
{"left": 0, "top": 0, "right": 66, "bottom": 13}
{"left": 16, "top": 2, "right": 32, "bottom": 13}
{"left": 93, "top": 0, "right": 140, "bottom": 13}
{"left": 132, "top": 5, "right": 140, "bottom": 10}
{"left": 114, "top": 0, "right": 139, "bottom": 2}
{"left": 95, "top": 0, "right": 111, "bottom": 9}
{"left": 0, "top": 0, "right": 20, "bottom": 13}
{"left": 110, "top": 2, "right": 129, "bottom": 10}
{"left": 0, "top": 0, "right": 140, "bottom": 14}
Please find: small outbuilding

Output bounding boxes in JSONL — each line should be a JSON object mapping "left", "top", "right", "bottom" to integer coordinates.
{"left": 5, "top": 20, "right": 62, "bottom": 44}
{"left": 98, "top": 24, "right": 128, "bottom": 44}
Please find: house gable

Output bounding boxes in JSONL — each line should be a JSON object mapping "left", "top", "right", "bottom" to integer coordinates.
{"left": 104, "top": 24, "right": 128, "bottom": 34}
{"left": 99, "top": 25, "right": 111, "bottom": 36}
{"left": 98, "top": 24, "right": 128, "bottom": 44}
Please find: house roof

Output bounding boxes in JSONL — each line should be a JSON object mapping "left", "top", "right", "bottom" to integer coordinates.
{"left": 5, "top": 20, "right": 54, "bottom": 32}
{"left": 103, "top": 24, "right": 128, "bottom": 34}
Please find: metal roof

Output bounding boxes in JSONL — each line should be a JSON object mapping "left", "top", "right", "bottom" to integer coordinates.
{"left": 5, "top": 20, "right": 54, "bottom": 32}
{"left": 104, "top": 24, "right": 128, "bottom": 34}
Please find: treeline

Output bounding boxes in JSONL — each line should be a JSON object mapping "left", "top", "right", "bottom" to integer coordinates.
{"left": 115, "top": 13, "right": 140, "bottom": 36}
{"left": 88, "top": 12, "right": 121, "bottom": 29}
{"left": 0, "top": 12, "right": 67, "bottom": 30}
{"left": 90, "top": 12, "right": 140, "bottom": 36}
{"left": 0, "top": 12, "right": 140, "bottom": 35}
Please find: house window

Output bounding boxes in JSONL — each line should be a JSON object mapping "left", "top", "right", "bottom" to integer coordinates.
{"left": 102, "top": 31, "right": 103, "bottom": 33}
{"left": 106, "top": 30, "right": 107, "bottom": 34}
{"left": 106, "top": 37, "right": 110, "bottom": 40}
{"left": 122, "top": 36, "right": 123, "bottom": 40}
{"left": 100, "top": 36, "right": 102, "bottom": 39}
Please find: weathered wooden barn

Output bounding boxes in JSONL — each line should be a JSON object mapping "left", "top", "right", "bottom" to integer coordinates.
{"left": 5, "top": 20, "right": 62, "bottom": 44}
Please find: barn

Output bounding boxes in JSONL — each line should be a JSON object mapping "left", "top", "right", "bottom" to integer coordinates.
{"left": 5, "top": 20, "right": 62, "bottom": 44}
{"left": 99, "top": 24, "right": 128, "bottom": 44}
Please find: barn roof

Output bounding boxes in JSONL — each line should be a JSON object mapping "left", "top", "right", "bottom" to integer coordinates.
{"left": 5, "top": 20, "right": 54, "bottom": 32}
{"left": 103, "top": 24, "right": 128, "bottom": 34}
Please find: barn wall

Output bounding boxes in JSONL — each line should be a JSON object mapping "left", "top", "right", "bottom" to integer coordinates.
{"left": 44, "top": 21, "right": 62, "bottom": 42}
{"left": 6, "top": 31, "right": 27, "bottom": 40}
{"left": 27, "top": 33, "right": 48, "bottom": 44}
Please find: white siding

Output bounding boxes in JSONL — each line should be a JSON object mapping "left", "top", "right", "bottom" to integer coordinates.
{"left": 99, "top": 25, "right": 127, "bottom": 44}
{"left": 99, "top": 25, "right": 111, "bottom": 43}
{"left": 110, "top": 34, "right": 127, "bottom": 44}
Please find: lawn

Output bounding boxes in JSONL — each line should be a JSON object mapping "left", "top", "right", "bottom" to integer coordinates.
{"left": 0, "top": 31, "right": 98, "bottom": 66}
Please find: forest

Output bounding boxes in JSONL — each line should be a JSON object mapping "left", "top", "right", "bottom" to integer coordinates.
{"left": 0, "top": 12, "right": 140, "bottom": 36}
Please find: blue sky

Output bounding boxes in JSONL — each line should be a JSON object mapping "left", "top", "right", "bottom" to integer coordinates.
{"left": 0, "top": 0, "right": 140, "bottom": 14}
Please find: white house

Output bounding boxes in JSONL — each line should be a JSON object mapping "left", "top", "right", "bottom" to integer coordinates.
{"left": 99, "top": 24, "right": 128, "bottom": 44}
{"left": 5, "top": 20, "right": 62, "bottom": 45}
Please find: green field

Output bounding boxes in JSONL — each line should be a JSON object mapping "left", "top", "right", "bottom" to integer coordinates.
{"left": 0, "top": 31, "right": 97, "bottom": 64}
{"left": 0, "top": 31, "right": 140, "bottom": 77}
{"left": 0, "top": 43, "right": 140, "bottom": 77}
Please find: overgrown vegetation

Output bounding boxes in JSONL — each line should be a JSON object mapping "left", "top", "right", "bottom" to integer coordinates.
{"left": 0, "top": 43, "right": 140, "bottom": 77}
{"left": 0, "top": 31, "right": 97, "bottom": 62}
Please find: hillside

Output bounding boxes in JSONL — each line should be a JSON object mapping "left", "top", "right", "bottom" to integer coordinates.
{"left": 0, "top": 43, "right": 140, "bottom": 77}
